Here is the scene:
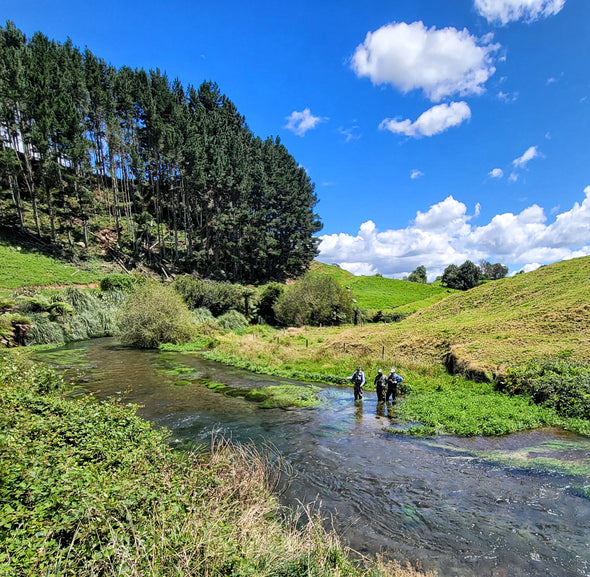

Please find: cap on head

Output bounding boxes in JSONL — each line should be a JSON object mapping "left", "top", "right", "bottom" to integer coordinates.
{"left": 390, "top": 368, "right": 395, "bottom": 373}
{"left": 378, "top": 369, "right": 382, "bottom": 373}
{"left": 356, "top": 366, "right": 361, "bottom": 370}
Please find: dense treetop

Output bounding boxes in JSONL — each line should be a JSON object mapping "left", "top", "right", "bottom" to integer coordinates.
{"left": 0, "top": 22, "right": 322, "bottom": 283}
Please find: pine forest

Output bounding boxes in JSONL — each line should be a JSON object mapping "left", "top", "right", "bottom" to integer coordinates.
{"left": 0, "top": 22, "right": 322, "bottom": 283}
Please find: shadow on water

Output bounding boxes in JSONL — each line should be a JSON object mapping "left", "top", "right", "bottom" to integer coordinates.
{"left": 33, "top": 338, "right": 590, "bottom": 577}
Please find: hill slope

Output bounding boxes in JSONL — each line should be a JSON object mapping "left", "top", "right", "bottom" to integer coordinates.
{"left": 0, "top": 236, "right": 105, "bottom": 295}
{"left": 318, "top": 256, "right": 590, "bottom": 378}
{"left": 309, "top": 261, "right": 452, "bottom": 311}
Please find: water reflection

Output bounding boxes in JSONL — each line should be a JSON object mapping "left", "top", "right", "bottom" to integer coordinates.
{"left": 34, "top": 338, "right": 590, "bottom": 577}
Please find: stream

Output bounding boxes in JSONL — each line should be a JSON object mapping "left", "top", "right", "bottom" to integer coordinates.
{"left": 33, "top": 337, "right": 590, "bottom": 577}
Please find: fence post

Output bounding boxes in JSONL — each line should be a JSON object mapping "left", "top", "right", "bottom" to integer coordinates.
{"left": 382, "top": 346, "right": 385, "bottom": 360}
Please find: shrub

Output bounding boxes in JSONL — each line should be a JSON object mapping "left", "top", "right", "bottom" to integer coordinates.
{"left": 216, "top": 310, "right": 249, "bottom": 331}
{"left": 100, "top": 273, "right": 136, "bottom": 292}
{"left": 274, "top": 273, "right": 353, "bottom": 327}
{"left": 117, "top": 281, "right": 196, "bottom": 348}
{"left": 372, "top": 310, "right": 409, "bottom": 323}
{"left": 173, "top": 276, "right": 247, "bottom": 316}
{"left": 500, "top": 359, "right": 590, "bottom": 419}
{"left": 257, "top": 283, "right": 284, "bottom": 325}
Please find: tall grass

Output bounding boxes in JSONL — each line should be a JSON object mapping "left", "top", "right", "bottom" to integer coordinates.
{"left": 22, "top": 288, "right": 119, "bottom": 345}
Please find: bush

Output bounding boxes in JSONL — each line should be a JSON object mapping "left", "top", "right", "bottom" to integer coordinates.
{"left": 117, "top": 281, "right": 196, "bottom": 348}
{"left": 173, "top": 276, "right": 246, "bottom": 316}
{"left": 274, "top": 273, "right": 353, "bottom": 327}
{"left": 216, "top": 310, "right": 249, "bottom": 331}
{"left": 372, "top": 310, "right": 409, "bottom": 323}
{"left": 100, "top": 273, "right": 136, "bottom": 292}
{"left": 499, "top": 359, "right": 590, "bottom": 419}
{"left": 257, "top": 283, "right": 284, "bottom": 325}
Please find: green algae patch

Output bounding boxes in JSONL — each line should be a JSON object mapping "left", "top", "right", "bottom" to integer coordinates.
{"left": 246, "top": 384, "right": 321, "bottom": 409}
{"left": 201, "top": 378, "right": 321, "bottom": 409}
{"left": 480, "top": 439, "right": 590, "bottom": 477}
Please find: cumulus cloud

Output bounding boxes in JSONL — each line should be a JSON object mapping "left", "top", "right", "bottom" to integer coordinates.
{"left": 380, "top": 102, "right": 471, "bottom": 137}
{"left": 317, "top": 186, "right": 590, "bottom": 280}
{"left": 351, "top": 21, "right": 499, "bottom": 101}
{"left": 474, "top": 0, "right": 566, "bottom": 25}
{"left": 489, "top": 168, "right": 504, "bottom": 178}
{"left": 512, "top": 145, "right": 540, "bottom": 168}
{"left": 285, "top": 108, "right": 325, "bottom": 136}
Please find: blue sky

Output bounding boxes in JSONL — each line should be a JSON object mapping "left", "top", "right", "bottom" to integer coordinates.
{"left": 4, "top": 0, "right": 589, "bottom": 279}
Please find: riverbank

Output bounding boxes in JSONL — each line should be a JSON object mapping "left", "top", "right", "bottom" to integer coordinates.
{"left": 182, "top": 325, "right": 590, "bottom": 437}
{"left": 0, "top": 352, "right": 434, "bottom": 577}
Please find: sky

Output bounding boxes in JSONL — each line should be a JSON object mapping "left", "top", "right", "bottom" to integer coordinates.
{"left": 3, "top": 0, "right": 590, "bottom": 279}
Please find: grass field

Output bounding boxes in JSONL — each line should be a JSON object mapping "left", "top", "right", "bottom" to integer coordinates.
{"left": 309, "top": 261, "right": 453, "bottom": 311}
{"left": 0, "top": 239, "right": 105, "bottom": 293}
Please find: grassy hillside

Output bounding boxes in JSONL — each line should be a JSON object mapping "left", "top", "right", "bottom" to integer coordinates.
{"left": 0, "top": 236, "right": 106, "bottom": 295}
{"left": 212, "top": 257, "right": 590, "bottom": 384}
{"left": 316, "top": 256, "right": 590, "bottom": 377}
{"left": 202, "top": 257, "right": 590, "bottom": 435}
{"left": 310, "top": 261, "right": 452, "bottom": 311}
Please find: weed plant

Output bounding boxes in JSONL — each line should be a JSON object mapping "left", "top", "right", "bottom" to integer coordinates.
{"left": 0, "top": 353, "right": 433, "bottom": 577}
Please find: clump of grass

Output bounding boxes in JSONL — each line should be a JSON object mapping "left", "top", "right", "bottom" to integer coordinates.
{"left": 216, "top": 309, "right": 249, "bottom": 330}
{"left": 17, "top": 288, "right": 119, "bottom": 346}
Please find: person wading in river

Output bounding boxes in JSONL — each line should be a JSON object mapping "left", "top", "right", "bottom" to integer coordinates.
{"left": 386, "top": 368, "right": 403, "bottom": 403}
{"left": 374, "top": 369, "right": 386, "bottom": 402}
{"left": 348, "top": 366, "right": 365, "bottom": 400}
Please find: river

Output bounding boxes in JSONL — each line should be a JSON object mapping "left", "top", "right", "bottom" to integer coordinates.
{"left": 33, "top": 338, "right": 590, "bottom": 577}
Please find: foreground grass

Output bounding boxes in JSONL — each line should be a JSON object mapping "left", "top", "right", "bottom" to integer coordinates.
{"left": 0, "top": 353, "right": 433, "bottom": 577}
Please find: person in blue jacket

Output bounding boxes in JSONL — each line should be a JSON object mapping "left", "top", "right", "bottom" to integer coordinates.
{"left": 386, "top": 368, "right": 403, "bottom": 403}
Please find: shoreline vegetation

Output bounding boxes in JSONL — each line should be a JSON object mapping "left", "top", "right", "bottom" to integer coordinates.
{"left": 174, "top": 325, "right": 590, "bottom": 437}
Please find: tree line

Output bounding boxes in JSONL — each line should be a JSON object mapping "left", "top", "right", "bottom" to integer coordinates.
{"left": 407, "top": 260, "right": 508, "bottom": 289}
{"left": 0, "top": 22, "right": 321, "bottom": 284}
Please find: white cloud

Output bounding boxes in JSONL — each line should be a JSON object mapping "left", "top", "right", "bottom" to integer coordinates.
{"left": 338, "top": 125, "right": 361, "bottom": 142}
{"left": 474, "top": 0, "right": 566, "bottom": 25}
{"left": 489, "top": 168, "right": 504, "bottom": 178}
{"left": 317, "top": 187, "right": 590, "bottom": 280}
{"left": 498, "top": 90, "right": 518, "bottom": 102}
{"left": 512, "top": 145, "right": 540, "bottom": 168}
{"left": 351, "top": 21, "right": 498, "bottom": 101}
{"left": 380, "top": 102, "right": 471, "bottom": 137}
{"left": 410, "top": 169, "right": 424, "bottom": 180}
{"left": 285, "top": 108, "right": 325, "bottom": 136}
